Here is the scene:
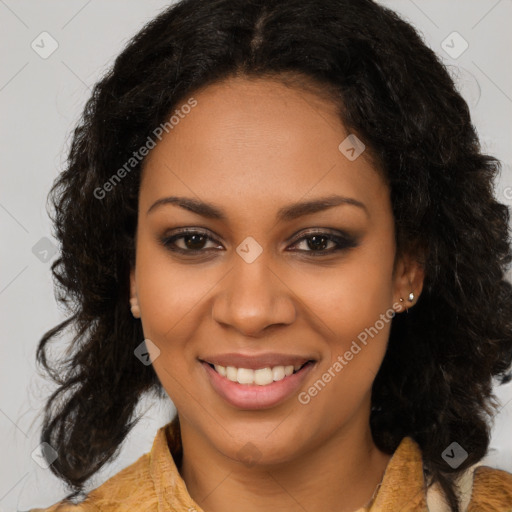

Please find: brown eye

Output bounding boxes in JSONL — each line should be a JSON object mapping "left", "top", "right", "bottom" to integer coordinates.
{"left": 287, "top": 230, "right": 359, "bottom": 256}
{"left": 301, "top": 234, "right": 334, "bottom": 251}
{"left": 180, "top": 233, "right": 208, "bottom": 250}
{"left": 160, "top": 229, "right": 222, "bottom": 254}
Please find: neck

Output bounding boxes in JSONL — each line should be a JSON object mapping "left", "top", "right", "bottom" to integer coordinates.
{"left": 178, "top": 410, "right": 392, "bottom": 512}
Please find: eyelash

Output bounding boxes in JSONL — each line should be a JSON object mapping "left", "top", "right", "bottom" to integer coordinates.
{"left": 159, "top": 228, "right": 359, "bottom": 257}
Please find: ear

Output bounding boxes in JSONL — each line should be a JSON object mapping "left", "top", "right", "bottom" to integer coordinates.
{"left": 392, "top": 253, "right": 425, "bottom": 314}
{"left": 129, "top": 268, "right": 141, "bottom": 318}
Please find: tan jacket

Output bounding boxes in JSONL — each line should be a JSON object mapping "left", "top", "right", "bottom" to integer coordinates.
{"left": 31, "top": 419, "right": 512, "bottom": 511}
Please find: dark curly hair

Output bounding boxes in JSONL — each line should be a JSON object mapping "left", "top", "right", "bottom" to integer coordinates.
{"left": 36, "top": 0, "right": 512, "bottom": 509}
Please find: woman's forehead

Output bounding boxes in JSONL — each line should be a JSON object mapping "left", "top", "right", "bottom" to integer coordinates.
{"left": 139, "top": 77, "right": 386, "bottom": 218}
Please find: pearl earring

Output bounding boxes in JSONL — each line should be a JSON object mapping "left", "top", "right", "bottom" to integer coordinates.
{"left": 399, "top": 291, "right": 415, "bottom": 313}
{"left": 130, "top": 297, "right": 140, "bottom": 318}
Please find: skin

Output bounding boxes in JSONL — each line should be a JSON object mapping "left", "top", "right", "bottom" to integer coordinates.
{"left": 130, "top": 76, "right": 424, "bottom": 512}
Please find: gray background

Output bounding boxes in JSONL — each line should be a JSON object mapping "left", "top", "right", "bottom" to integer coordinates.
{"left": 1, "top": 1, "right": 511, "bottom": 510}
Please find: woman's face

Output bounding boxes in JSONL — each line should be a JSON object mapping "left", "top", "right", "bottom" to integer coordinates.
{"left": 130, "top": 76, "right": 423, "bottom": 465}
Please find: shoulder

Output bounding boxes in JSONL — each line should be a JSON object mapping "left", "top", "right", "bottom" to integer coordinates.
{"left": 468, "top": 465, "right": 512, "bottom": 511}
{"left": 28, "top": 452, "right": 157, "bottom": 512}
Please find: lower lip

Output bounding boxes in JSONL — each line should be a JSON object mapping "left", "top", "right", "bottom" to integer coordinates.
{"left": 201, "top": 361, "right": 315, "bottom": 410}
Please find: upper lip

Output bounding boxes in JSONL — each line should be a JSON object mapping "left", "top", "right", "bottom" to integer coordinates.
{"left": 200, "top": 353, "right": 315, "bottom": 370}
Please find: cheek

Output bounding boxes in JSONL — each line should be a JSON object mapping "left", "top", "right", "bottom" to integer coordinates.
{"left": 135, "top": 234, "right": 214, "bottom": 340}
{"left": 296, "top": 237, "right": 395, "bottom": 406}
{"left": 298, "top": 272, "right": 393, "bottom": 425}
{"left": 135, "top": 260, "right": 206, "bottom": 409}
{"left": 134, "top": 236, "right": 216, "bottom": 397}
{"left": 300, "top": 238, "right": 395, "bottom": 344}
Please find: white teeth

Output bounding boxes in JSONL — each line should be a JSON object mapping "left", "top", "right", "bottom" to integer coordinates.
{"left": 237, "top": 368, "right": 254, "bottom": 385}
{"left": 226, "top": 366, "right": 238, "bottom": 381}
{"left": 254, "top": 367, "right": 273, "bottom": 385}
{"left": 272, "top": 366, "right": 285, "bottom": 381}
{"left": 211, "top": 363, "right": 307, "bottom": 385}
{"left": 214, "top": 364, "right": 227, "bottom": 377}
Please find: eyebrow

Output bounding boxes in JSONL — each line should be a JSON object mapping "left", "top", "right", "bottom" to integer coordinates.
{"left": 146, "top": 194, "right": 369, "bottom": 221}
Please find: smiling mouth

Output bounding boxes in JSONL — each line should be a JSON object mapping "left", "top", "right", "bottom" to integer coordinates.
{"left": 204, "top": 361, "right": 314, "bottom": 386}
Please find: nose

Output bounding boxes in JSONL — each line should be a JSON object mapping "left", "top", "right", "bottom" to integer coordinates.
{"left": 211, "top": 255, "right": 296, "bottom": 337}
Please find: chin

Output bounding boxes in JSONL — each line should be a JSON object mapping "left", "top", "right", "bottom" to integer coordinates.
{"left": 213, "top": 426, "right": 312, "bottom": 468}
